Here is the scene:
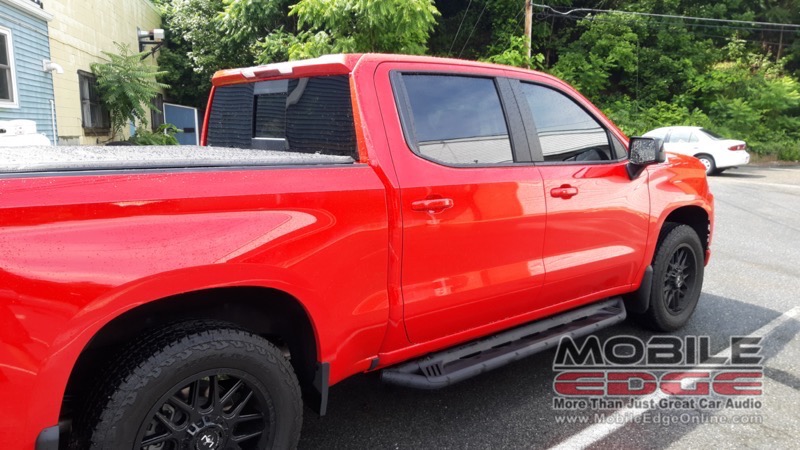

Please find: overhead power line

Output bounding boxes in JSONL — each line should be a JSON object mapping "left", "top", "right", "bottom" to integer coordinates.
{"left": 537, "top": 11, "right": 799, "bottom": 35}
{"left": 448, "top": 0, "right": 474, "bottom": 55}
{"left": 538, "top": 12, "right": 790, "bottom": 45}
{"left": 458, "top": 1, "right": 489, "bottom": 58}
{"left": 531, "top": 3, "right": 800, "bottom": 30}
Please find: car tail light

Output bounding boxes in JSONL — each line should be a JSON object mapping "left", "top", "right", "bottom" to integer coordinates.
{"left": 728, "top": 144, "right": 746, "bottom": 151}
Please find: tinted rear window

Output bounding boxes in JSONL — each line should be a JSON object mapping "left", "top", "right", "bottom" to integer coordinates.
{"left": 207, "top": 75, "right": 357, "bottom": 158}
{"left": 399, "top": 74, "right": 513, "bottom": 165}
{"left": 701, "top": 128, "right": 724, "bottom": 140}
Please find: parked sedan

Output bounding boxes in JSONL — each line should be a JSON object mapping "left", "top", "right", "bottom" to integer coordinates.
{"left": 643, "top": 126, "right": 750, "bottom": 175}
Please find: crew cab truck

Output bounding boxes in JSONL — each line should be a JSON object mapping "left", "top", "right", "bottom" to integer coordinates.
{"left": 0, "top": 54, "right": 713, "bottom": 450}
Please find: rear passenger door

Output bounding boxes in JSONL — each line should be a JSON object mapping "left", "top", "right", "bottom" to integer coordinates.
{"left": 377, "top": 64, "right": 548, "bottom": 344}
{"left": 510, "top": 80, "right": 651, "bottom": 305}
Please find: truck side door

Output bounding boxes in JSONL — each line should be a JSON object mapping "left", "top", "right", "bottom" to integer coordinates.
{"left": 375, "top": 63, "right": 547, "bottom": 344}
{"left": 510, "top": 79, "right": 650, "bottom": 305}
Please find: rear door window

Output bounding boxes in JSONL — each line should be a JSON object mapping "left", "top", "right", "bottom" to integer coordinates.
{"left": 207, "top": 75, "right": 357, "bottom": 158}
{"left": 396, "top": 74, "right": 514, "bottom": 165}
{"left": 667, "top": 128, "right": 692, "bottom": 143}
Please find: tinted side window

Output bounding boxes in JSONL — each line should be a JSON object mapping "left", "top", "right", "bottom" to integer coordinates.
{"left": 519, "top": 83, "right": 613, "bottom": 162}
{"left": 207, "top": 75, "right": 357, "bottom": 158}
{"left": 400, "top": 75, "right": 513, "bottom": 165}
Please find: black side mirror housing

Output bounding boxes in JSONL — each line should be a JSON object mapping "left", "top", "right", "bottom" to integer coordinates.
{"left": 627, "top": 137, "right": 665, "bottom": 178}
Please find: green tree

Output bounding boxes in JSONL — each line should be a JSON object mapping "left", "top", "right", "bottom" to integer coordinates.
{"left": 156, "top": 40, "right": 209, "bottom": 109}
{"left": 157, "top": 0, "right": 293, "bottom": 107}
{"left": 91, "top": 43, "right": 168, "bottom": 139}
{"left": 255, "top": 0, "right": 440, "bottom": 60}
{"left": 160, "top": 0, "right": 256, "bottom": 82}
{"left": 219, "top": 0, "right": 295, "bottom": 42}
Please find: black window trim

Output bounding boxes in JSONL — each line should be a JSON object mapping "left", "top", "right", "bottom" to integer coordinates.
{"left": 78, "top": 70, "right": 111, "bottom": 134}
{"left": 389, "top": 70, "right": 532, "bottom": 168}
{"left": 508, "top": 78, "right": 629, "bottom": 166}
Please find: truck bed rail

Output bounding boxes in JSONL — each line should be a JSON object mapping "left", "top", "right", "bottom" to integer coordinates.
{"left": 0, "top": 146, "right": 355, "bottom": 174}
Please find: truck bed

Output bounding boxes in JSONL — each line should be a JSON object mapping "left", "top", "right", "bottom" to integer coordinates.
{"left": 0, "top": 146, "right": 355, "bottom": 174}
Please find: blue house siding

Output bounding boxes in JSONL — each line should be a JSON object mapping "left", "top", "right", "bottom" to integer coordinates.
{"left": 0, "top": 3, "right": 56, "bottom": 142}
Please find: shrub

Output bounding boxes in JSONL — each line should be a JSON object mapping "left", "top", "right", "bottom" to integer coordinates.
{"left": 91, "top": 43, "right": 169, "bottom": 139}
{"left": 777, "top": 144, "right": 800, "bottom": 162}
{"left": 129, "top": 124, "right": 181, "bottom": 146}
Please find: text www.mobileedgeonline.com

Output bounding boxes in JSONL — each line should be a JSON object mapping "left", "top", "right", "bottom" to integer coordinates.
{"left": 554, "top": 412, "right": 764, "bottom": 426}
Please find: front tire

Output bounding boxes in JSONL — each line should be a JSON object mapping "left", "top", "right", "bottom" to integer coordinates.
{"left": 75, "top": 322, "right": 303, "bottom": 450}
{"left": 639, "top": 224, "right": 704, "bottom": 331}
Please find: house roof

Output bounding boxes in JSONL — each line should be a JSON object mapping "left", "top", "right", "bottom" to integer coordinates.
{"left": 0, "top": 0, "right": 54, "bottom": 21}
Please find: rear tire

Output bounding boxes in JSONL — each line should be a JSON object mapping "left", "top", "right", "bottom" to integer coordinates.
{"left": 638, "top": 224, "right": 704, "bottom": 331}
{"left": 696, "top": 154, "right": 716, "bottom": 175}
{"left": 73, "top": 322, "right": 303, "bottom": 450}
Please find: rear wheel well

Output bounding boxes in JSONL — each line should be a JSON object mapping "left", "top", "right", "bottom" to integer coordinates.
{"left": 60, "top": 287, "right": 318, "bottom": 435}
{"left": 662, "top": 206, "right": 710, "bottom": 253}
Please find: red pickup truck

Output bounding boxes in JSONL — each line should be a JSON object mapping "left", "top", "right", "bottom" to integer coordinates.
{"left": 0, "top": 54, "right": 713, "bottom": 450}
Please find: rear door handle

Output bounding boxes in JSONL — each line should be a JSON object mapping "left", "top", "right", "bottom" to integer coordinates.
{"left": 411, "top": 198, "right": 454, "bottom": 213}
{"left": 550, "top": 185, "right": 579, "bottom": 199}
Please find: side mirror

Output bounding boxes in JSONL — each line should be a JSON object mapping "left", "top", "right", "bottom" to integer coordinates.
{"left": 629, "top": 137, "right": 665, "bottom": 165}
{"left": 628, "top": 137, "right": 665, "bottom": 178}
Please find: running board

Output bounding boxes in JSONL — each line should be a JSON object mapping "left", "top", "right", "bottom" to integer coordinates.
{"left": 381, "top": 298, "right": 626, "bottom": 389}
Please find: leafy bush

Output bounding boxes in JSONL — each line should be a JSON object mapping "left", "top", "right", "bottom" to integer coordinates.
{"left": 777, "top": 143, "right": 800, "bottom": 161}
{"left": 604, "top": 98, "right": 712, "bottom": 137}
{"left": 483, "top": 35, "right": 544, "bottom": 69}
{"left": 553, "top": 25, "right": 800, "bottom": 155}
{"left": 129, "top": 124, "right": 181, "bottom": 146}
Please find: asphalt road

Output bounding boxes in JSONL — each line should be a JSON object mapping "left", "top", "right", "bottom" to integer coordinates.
{"left": 298, "top": 164, "right": 800, "bottom": 449}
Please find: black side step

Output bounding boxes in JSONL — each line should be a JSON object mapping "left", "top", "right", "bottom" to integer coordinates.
{"left": 381, "top": 297, "right": 626, "bottom": 389}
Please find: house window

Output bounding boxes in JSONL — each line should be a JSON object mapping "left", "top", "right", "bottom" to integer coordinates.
{"left": 151, "top": 94, "right": 164, "bottom": 131}
{"left": 78, "top": 71, "right": 110, "bottom": 132}
{"left": 0, "top": 28, "right": 18, "bottom": 108}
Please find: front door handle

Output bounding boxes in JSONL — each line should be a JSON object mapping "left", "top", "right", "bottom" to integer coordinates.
{"left": 550, "top": 185, "right": 579, "bottom": 199}
{"left": 411, "top": 198, "right": 454, "bottom": 213}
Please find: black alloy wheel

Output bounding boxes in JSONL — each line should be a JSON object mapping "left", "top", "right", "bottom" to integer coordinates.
{"left": 662, "top": 244, "right": 697, "bottom": 315}
{"left": 137, "top": 370, "right": 272, "bottom": 450}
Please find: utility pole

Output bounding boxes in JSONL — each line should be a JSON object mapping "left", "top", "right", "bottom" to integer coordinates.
{"left": 524, "top": 0, "right": 533, "bottom": 68}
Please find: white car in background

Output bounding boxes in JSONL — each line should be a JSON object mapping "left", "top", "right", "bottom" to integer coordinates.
{"left": 643, "top": 126, "right": 750, "bottom": 175}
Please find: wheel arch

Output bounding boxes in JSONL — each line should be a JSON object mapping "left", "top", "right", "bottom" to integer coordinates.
{"left": 693, "top": 153, "right": 716, "bottom": 171}
{"left": 693, "top": 152, "right": 715, "bottom": 161}
{"left": 58, "top": 285, "right": 321, "bottom": 420}
{"left": 660, "top": 205, "right": 710, "bottom": 254}
{"left": 635, "top": 202, "right": 712, "bottom": 287}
